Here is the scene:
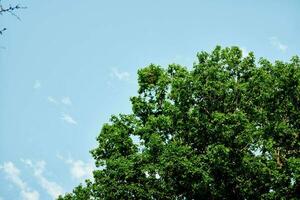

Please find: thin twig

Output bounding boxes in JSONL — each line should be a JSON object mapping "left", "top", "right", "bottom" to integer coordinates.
{"left": 0, "top": 27, "right": 6, "bottom": 35}
{"left": 0, "top": 4, "right": 27, "bottom": 20}
{"left": 0, "top": 2, "right": 27, "bottom": 36}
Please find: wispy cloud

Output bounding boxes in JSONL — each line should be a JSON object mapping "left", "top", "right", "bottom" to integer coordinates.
{"left": 47, "top": 96, "right": 73, "bottom": 106}
{"left": 33, "top": 80, "right": 41, "bottom": 89}
{"left": 61, "top": 113, "right": 77, "bottom": 125}
{"left": 47, "top": 96, "right": 58, "bottom": 104}
{"left": 22, "top": 159, "right": 64, "bottom": 199}
{"left": 47, "top": 97, "right": 77, "bottom": 125}
{"left": 111, "top": 68, "right": 130, "bottom": 81}
{"left": 57, "top": 154, "right": 95, "bottom": 181}
{"left": 269, "top": 37, "right": 287, "bottom": 52}
{"left": 61, "top": 97, "right": 72, "bottom": 106}
{"left": 0, "top": 162, "right": 40, "bottom": 200}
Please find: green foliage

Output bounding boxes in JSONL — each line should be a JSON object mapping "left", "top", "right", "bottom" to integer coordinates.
{"left": 58, "top": 46, "right": 300, "bottom": 199}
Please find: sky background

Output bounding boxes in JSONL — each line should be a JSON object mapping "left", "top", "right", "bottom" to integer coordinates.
{"left": 0, "top": 0, "right": 299, "bottom": 199}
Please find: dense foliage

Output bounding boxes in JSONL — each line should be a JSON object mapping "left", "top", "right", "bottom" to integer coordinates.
{"left": 58, "top": 46, "right": 300, "bottom": 199}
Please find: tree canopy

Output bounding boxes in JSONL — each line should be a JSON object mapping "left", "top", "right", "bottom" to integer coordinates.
{"left": 58, "top": 46, "right": 300, "bottom": 199}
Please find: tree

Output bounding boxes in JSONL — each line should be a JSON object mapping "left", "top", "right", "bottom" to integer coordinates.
{"left": 58, "top": 46, "right": 300, "bottom": 199}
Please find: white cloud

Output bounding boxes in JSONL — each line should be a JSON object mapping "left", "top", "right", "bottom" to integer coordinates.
{"left": 155, "top": 173, "right": 160, "bottom": 179}
{"left": 22, "top": 159, "right": 64, "bottom": 199}
{"left": 61, "top": 113, "right": 77, "bottom": 125}
{"left": 57, "top": 154, "right": 95, "bottom": 181}
{"left": 21, "top": 191, "right": 40, "bottom": 200}
{"left": 48, "top": 96, "right": 73, "bottom": 106}
{"left": 241, "top": 47, "right": 249, "bottom": 58}
{"left": 144, "top": 171, "right": 160, "bottom": 179}
{"left": 61, "top": 97, "right": 72, "bottom": 106}
{"left": 111, "top": 68, "right": 130, "bottom": 81}
{"left": 67, "top": 159, "right": 94, "bottom": 180}
{"left": 269, "top": 37, "right": 287, "bottom": 52}
{"left": 47, "top": 96, "right": 58, "bottom": 104}
{"left": 33, "top": 80, "right": 41, "bottom": 89}
{"left": 0, "top": 162, "right": 40, "bottom": 200}
{"left": 145, "top": 171, "right": 149, "bottom": 178}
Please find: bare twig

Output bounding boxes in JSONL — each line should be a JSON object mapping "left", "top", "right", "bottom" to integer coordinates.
{"left": 0, "top": 4, "right": 27, "bottom": 20}
{"left": 0, "top": 1, "right": 27, "bottom": 36}
{"left": 0, "top": 27, "right": 6, "bottom": 34}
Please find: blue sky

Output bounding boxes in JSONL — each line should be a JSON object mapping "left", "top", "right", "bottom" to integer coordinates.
{"left": 0, "top": 0, "right": 299, "bottom": 199}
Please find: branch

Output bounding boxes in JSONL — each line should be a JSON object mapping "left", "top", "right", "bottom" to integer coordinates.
{"left": 0, "top": 2, "right": 27, "bottom": 36}
{"left": 0, "top": 27, "right": 6, "bottom": 35}
{"left": 0, "top": 4, "right": 27, "bottom": 20}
